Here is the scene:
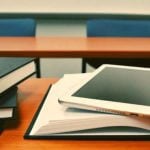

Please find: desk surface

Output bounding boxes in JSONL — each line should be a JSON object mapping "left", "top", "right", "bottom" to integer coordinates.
{"left": 1, "top": 37, "right": 150, "bottom": 58}
{"left": 0, "top": 78, "right": 150, "bottom": 150}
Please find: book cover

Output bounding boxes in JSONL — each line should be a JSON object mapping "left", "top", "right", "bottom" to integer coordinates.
{"left": 0, "top": 120, "right": 4, "bottom": 134}
{"left": 0, "top": 57, "right": 35, "bottom": 78}
{"left": 0, "top": 57, "right": 36, "bottom": 94}
{"left": 0, "top": 86, "right": 18, "bottom": 119}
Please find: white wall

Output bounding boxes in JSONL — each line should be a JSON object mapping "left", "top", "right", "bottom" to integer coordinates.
{"left": 0, "top": 0, "right": 150, "bottom": 15}
{"left": 36, "top": 19, "right": 89, "bottom": 77}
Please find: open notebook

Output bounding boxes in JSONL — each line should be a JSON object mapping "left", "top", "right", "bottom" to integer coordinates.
{"left": 24, "top": 73, "right": 150, "bottom": 140}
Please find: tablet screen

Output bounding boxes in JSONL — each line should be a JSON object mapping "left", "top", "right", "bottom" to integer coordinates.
{"left": 73, "top": 66, "right": 150, "bottom": 106}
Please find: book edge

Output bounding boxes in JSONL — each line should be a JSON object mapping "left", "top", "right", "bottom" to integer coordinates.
{"left": 0, "top": 58, "right": 36, "bottom": 78}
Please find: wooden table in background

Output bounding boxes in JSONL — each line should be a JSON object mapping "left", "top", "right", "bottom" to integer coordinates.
{"left": 0, "top": 78, "right": 149, "bottom": 150}
{"left": 1, "top": 37, "right": 150, "bottom": 58}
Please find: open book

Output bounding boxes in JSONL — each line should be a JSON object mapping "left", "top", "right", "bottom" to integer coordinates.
{"left": 25, "top": 73, "right": 150, "bottom": 139}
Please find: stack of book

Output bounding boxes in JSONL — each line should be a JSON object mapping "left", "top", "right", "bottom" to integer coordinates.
{"left": 25, "top": 64, "right": 150, "bottom": 140}
{"left": 0, "top": 57, "right": 37, "bottom": 132}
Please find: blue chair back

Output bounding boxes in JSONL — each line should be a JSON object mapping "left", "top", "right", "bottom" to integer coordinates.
{"left": 0, "top": 18, "right": 36, "bottom": 36}
{"left": 82, "top": 19, "right": 150, "bottom": 73}
{"left": 0, "top": 18, "right": 40, "bottom": 77}
{"left": 87, "top": 19, "right": 150, "bottom": 37}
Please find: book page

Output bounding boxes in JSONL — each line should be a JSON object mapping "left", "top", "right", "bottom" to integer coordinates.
{"left": 30, "top": 73, "right": 92, "bottom": 135}
{"left": 30, "top": 73, "right": 150, "bottom": 135}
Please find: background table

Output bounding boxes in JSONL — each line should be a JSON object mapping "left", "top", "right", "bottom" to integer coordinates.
{"left": 0, "top": 78, "right": 149, "bottom": 150}
{"left": 1, "top": 37, "right": 150, "bottom": 58}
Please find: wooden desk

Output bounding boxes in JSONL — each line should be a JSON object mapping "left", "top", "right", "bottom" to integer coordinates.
{"left": 1, "top": 37, "right": 150, "bottom": 58}
{"left": 0, "top": 78, "right": 149, "bottom": 150}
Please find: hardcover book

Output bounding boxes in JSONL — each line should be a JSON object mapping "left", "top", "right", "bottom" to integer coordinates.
{"left": 0, "top": 86, "right": 18, "bottom": 119}
{"left": 0, "top": 120, "right": 4, "bottom": 133}
{"left": 0, "top": 57, "right": 36, "bottom": 94}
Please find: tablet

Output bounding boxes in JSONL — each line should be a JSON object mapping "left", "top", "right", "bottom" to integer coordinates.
{"left": 59, "top": 64, "right": 150, "bottom": 117}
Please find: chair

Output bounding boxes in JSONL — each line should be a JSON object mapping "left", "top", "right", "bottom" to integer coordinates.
{"left": 82, "top": 19, "right": 150, "bottom": 73}
{"left": 0, "top": 18, "right": 41, "bottom": 77}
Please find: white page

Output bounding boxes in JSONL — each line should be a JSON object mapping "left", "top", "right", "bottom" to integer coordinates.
{"left": 30, "top": 73, "right": 92, "bottom": 135}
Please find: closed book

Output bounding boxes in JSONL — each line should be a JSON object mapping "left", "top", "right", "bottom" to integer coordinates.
{"left": 0, "top": 86, "right": 18, "bottom": 119}
{"left": 0, "top": 57, "right": 36, "bottom": 94}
